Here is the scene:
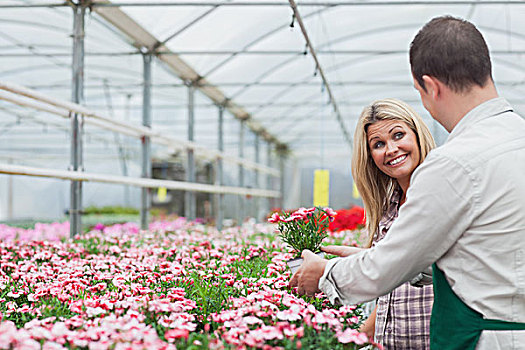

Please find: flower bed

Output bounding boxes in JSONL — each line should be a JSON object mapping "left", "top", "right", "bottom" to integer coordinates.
{"left": 0, "top": 219, "right": 378, "bottom": 349}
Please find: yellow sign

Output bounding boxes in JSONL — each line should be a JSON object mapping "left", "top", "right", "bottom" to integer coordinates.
{"left": 157, "top": 187, "right": 167, "bottom": 202}
{"left": 313, "top": 169, "right": 329, "bottom": 207}
{"left": 352, "top": 181, "right": 360, "bottom": 199}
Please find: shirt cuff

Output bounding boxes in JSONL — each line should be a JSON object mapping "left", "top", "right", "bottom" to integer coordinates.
{"left": 409, "top": 271, "right": 433, "bottom": 287}
{"left": 319, "top": 257, "right": 345, "bottom": 305}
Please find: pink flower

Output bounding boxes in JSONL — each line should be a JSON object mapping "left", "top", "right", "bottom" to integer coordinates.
{"left": 16, "top": 304, "right": 31, "bottom": 313}
{"left": 323, "top": 207, "right": 338, "bottom": 218}
{"left": 268, "top": 213, "right": 281, "bottom": 223}
{"left": 51, "top": 322, "right": 69, "bottom": 338}
{"left": 93, "top": 223, "right": 106, "bottom": 231}
{"left": 242, "top": 316, "right": 263, "bottom": 325}
{"left": 42, "top": 342, "right": 66, "bottom": 350}
{"left": 69, "top": 300, "right": 83, "bottom": 314}
{"left": 0, "top": 321, "right": 17, "bottom": 348}
{"left": 276, "top": 306, "right": 302, "bottom": 322}
{"left": 6, "top": 291, "right": 21, "bottom": 298}
{"left": 273, "top": 280, "right": 288, "bottom": 289}
{"left": 337, "top": 328, "right": 369, "bottom": 345}
{"left": 283, "top": 325, "right": 304, "bottom": 338}
{"left": 292, "top": 208, "right": 309, "bottom": 219}
{"left": 109, "top": 246, "right": 121, "bottom": 254}
{"left": 251, "top": 325, "right": 283, "bottom": 341}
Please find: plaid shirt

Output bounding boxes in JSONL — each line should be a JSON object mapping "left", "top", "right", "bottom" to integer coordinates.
{"left": 372, "top": 188, "right": 434, "bottom": 349}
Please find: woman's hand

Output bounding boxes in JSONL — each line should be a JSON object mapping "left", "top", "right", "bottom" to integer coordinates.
{"left": 321, "top": 245, "right": 364, "bottom": 257}
{"left": 289, "top": 250, "right": 328, "bottom": 296}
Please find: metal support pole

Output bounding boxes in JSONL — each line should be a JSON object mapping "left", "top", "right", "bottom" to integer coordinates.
{"left": 238, "top": 121, "right": 245, "bottom": 225}
{"left": 124, "top": 93, "right": 132, "bottom": 206}
{"left": 267, "top": 143, "right": 273, "bottom": 212}
{"left": 279, "top": 153, "right": 285, "bottom": 210}
{"left": 7, "top": 158, "right": 13, "bottom": 220}
{"left": 185, "top": 84, "right": 196, "bottom": 220}
{"left": 69, "top": 1, "right": 86, "bottom": 238}
{"left": 215, "top": 105, "right": 224, "bottom": 230}
{"left": 140, "top": 53, "right": 152, "bottom": 230}
{"left": 254, "top": 133, "right": 260, "bottom": 221}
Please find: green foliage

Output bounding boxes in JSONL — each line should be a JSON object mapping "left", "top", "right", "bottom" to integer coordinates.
{"left": 73, "top": 236, "right": 103, "bottom": 255}
{"left": 276, "top": 207, "right": 331, "bottom": 257}
{"left": 39, "top": 297, "right": 79, "bottom": 320}
{"left": 83, "top": 206, "right": 139, "bottom": 216}
{"left": 174, "top": 332, "right": 215, "bottom": 349}
{"left": 180, "top": 256, "right": 275, "bottom": 319}
{"left": 290, "top": 326, "right": 363, "bottom": 349}
{"left": 0, "top": 296, "right": 78, "bottom": 328}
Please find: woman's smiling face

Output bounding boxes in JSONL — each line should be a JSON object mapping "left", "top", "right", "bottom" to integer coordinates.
{"left": 367, "top": 119, "right": 421, "bottom": 190}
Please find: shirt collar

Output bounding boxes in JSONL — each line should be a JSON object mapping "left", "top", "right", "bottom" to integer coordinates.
{"left": 389, "top": 186, "right": 402, "bottom": 208}
{"left": 447, "top": 97, "right": 513, "bottom": 142}
{"left": 380, "top": 185, "right": 402, "bottom": 225}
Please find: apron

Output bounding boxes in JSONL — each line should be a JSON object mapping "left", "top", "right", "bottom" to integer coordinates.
{"left": 430, "top": 263, "right": 525, "bottom": 349}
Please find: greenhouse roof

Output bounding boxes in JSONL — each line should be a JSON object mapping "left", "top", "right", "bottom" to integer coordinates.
{"left": 2, "top": 0, "right": 525, "bottom": 165}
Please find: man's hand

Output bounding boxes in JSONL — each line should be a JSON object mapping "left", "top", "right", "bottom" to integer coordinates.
{"left": 289, "top": 250, "right": 328, "bottom": 296}
{"left": 321, "top": 245, "right": 364, "bottom": 257}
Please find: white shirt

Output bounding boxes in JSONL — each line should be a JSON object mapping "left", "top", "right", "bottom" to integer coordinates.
{"left": 319, "top": 97, "right": 525, "bottom": 349}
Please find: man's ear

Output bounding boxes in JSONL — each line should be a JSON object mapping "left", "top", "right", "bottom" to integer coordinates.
{"left": 422, "top": 75, "right": 441, "bottom": 100}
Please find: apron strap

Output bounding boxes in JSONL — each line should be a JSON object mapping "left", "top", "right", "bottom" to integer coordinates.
{"left": 482, "top": 318, "right": 525, "bottom": 331}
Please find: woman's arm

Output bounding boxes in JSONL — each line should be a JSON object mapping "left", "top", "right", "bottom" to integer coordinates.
{"left": 359, "top": 305, "right": 377, "bottom": 340}
{"left": 321, "top": 245, "right": 364, "bottom": 257}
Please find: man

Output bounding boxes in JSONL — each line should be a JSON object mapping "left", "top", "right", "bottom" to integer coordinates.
{"left": 290, "top": 16, "right": 525, "bottom": 349}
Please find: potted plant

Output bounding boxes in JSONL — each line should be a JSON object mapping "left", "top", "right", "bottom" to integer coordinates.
{"left": 268, "top": 206, "right": 337, "bottom": 273}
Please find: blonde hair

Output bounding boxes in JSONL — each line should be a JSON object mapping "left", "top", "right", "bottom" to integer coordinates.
{"left": 351, "top": 98, "right": 436, "bottom": 248}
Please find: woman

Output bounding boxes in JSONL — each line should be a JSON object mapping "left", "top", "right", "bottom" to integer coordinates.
{"left": 323, "top": 98, "right": 435, "bottom": 349}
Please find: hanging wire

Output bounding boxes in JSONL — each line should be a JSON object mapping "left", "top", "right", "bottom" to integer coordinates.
{"left": 320, "top": 81, "right": 326, "bottom": 168}
{"left": 0, "top": 120, "right": 21, "bottom": 137}
{"left": 317, "top": 5, "right": 353, "bottom": 137}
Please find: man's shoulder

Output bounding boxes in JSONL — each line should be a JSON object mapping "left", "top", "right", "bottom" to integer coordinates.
{"left": 433, "top": 111, "right": 525, "bottom": 165}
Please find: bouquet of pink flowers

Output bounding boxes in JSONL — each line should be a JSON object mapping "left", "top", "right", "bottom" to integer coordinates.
{"left": 268, "top": 206, "right": 337, "bottom": 258}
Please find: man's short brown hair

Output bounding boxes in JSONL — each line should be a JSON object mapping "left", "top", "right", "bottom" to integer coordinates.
{"left": 410, "top": 16, "right": 492, "bottom": 93}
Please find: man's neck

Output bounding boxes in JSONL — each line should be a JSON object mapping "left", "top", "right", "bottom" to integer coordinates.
{"left": 442, "top": 82, "right": 499, "bottom": 132}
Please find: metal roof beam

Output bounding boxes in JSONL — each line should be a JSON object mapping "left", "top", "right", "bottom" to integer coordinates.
{"left": 8, "top": 48, "right": 525, "bottom": 57}
{"left": 0, "top": 3, "right": 70, "bottom": 8}
{"left": 3, "top": 1, "right": 525, "bottom": 8}
{"left": 90, "top": 0, "right": 285, "bottom": 149}
{"left": 74, "top": 1, "right": 525, "bottom": 7}
{"left": 78, "top": 97, "right": 525, "bottom": 110}
{"left": 23, "top": 80, "right": 416, "bottom": 89}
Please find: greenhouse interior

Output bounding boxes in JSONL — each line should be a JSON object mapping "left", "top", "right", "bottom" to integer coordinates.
{"left": 1, "top": 1, "right": 525, "bottom": 349}
{"left": 3, "top": 0, "right": 525, "bottom": 228}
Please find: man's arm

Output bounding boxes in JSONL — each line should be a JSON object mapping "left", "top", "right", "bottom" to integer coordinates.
{"left": 294, "top": 153, "right": 477, "bottom": 304}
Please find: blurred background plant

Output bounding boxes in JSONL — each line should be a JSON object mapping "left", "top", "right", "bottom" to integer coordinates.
{"left": 328, "top": 206, "right": 365, "bottom": 232}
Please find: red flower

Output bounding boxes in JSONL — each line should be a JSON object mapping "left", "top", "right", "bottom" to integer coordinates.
{"left": 328, "top": 206, "right": 365, "bottom": 231}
